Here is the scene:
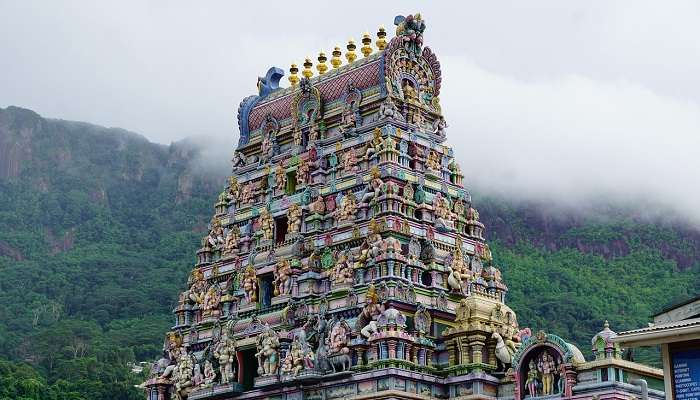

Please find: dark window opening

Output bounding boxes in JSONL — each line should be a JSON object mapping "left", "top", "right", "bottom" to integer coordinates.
{"left": 240, "top": 348, "right": 258, "bottom": 390}
{"left": 421, "top": 271, "right": 432, "bottom": 286}
{"left": 614, "top": 368, "right": 620, "bottom": 381}
{"left": 601, "top": 368, "right": 608, "bottom": 382}
{"left": 258, "top": 274, "right": 273, "bottom": 308}
{"left": 286, "top": 171, "right": 297, "bottom": 194}
{"left": 275, "top": 216, "right": 288, "bottom": 243}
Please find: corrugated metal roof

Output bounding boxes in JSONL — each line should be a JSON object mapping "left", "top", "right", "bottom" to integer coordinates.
{"left": 618, "top": 317, "right": 700, "bottom": 336}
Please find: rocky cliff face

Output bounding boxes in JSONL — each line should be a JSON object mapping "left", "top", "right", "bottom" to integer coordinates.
{"left": 0, "top": 106, "right": 222, "bottom": 259}
{"left": 0, "top": 106, "right": 39, "bottom": 178}
{"left": 478, "top": 198, "right": 700, "bottom": 271}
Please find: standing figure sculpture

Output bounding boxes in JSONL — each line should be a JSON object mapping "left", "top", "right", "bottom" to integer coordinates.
{"left": 259, "top": 208, "right": 275, "bottom": 241}
{"left": 447, "top": 242, "right": 470, "bottom": 292}
{"left": 287, "top": 203, "right": 302, "bottom": 234}
{"left": 273, "top": 259, "right": 293, "bottom": 296}
{"left": 275, "top": 165, "right": 286, "bottom": 192}
{"left": 526, "top": 360, "right": 539, "bottom": 397}
{"left": 538, "top": 351, "right": 557, "bottom": 395}
{"left": 213, "top": 330, "right": 237, "bottom": 384}
{"left": 242, "top": 265, "right": 258, "bottom": 303}
{"left": 255, "top": 325, "right": 280, "bottom": 376}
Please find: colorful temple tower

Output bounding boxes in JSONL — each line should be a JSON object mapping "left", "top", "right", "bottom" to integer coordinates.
{"left": 144, "top": 13, "right": 666, "bottom": 400}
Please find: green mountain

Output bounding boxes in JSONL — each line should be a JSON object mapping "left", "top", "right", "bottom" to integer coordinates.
{"left": 0, "top": 106, "right": 698, "bottom": 399}
{"left": 0, "top": 106, "right": 220, "bottom": 399}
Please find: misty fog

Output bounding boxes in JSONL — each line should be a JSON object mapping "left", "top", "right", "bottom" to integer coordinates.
{"left": 2, "top": 1, "right": 699, "bottom": 225}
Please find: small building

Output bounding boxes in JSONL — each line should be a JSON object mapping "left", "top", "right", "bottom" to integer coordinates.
{"left": 616, "top": 295, "right": 700, "bottom": 400}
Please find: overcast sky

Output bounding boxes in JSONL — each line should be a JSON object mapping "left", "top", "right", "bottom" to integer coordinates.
{"left": 2, "top": 1, "right": 700, "bottom": 224}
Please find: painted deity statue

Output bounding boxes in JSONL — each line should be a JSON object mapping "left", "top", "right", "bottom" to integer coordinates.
{"left": 286, "top": 337, "right": 306, "bottom": 376}
{"left": 453, "top": 198, "right": 466, "bottom": 219}
{"left": 226, "top": 176, "right": 239, "bottom": 203}
{"left": 202, "top": 285, "right": 221, "bottom": 318}
{"left": 296, "top": 159, "right": 310, "bottom": 186}
{"left": 223, "top": 225, "right": 240, "bottom": 256}
{"left": 239, "top": 181, "right": 255, "bottom": 205}
{"left": 338, "top": 105, "right": 358, "bottom": 138}
{"left": 293, "top": 127, "right": 303, "bottom": 147}
{"left": 260, "top": 133, "right": 273, "bottom": 162}
{"left": 378, "top": 96, "right": 404, "bottom": 121}
{"left": 365, "top": 127, "right": 385, "bottom": 160}
{"left": 358, "top": 285, "right": 386, "bottom": 338}
{"left": 255, "top": 325, "right": 280, "bottom": 376}
{"left": 402, "top": 80, "right": 419, "bottom": 104}
{"left": 287, "top": 203, "right": 302, "bottom": 234}
{"left": 335, "top": 191, "right": 357, "bottom": 223}
{"left": 242, "top": 265, "right": 257, "bottom": 303}
{"left": 206, "top": 219, "right": 225, "bottom": 249}
{"left": 275, "top": 165, "right": 286, "bottom": 192}
{"left": 432, "top": 116, "right": 447, "bottom": 138}
{"left": 342, "top": 147, "right": 360, "bottom": 175}
{"left": 310, "top": 195, "right": 326, "bottom": 215}
{"left": 526, "top": 360, "right": 539, "bottom": 397}
{"left": 328, "top": 319, "right": 351, "bottom": 355}
{"left": 331, "top": 250, "right": 354, "bottom": 286}
{"left": 259, "top": 208, "right": 275, "bottom": 241}
{"left": 538, "top": 352, "right": 557, "bottom": 395}
{"left": 273, "top": 259, "right": 293, "bottom": 296}
{"left": 188, "top": 268, "right": 207, "bottom": 306}
{"left": 213, "top": 330, "right": 237, "bottom": 384}
{"left": 174, "top": 349, "right": 195, "bottom": 400}
{"left": 433, "top": 193, "right": 455, "bottom": 231}
{"left": 203, "top": 360, "right": 216, "bottom": 386}
{"left": 447, "top": 240, "right": 470, "bottom": 292}
{"left": 366, "top": 218, "right": 386, "bottom": 258}
{"left": 192, "top": 363, "right": 204, "bottom": 387}
{"left": 231, "top": 150, "right": 246, "bottom": 169}
{"left": 426, "top": 150, "right": 441, "bottom": 171}
{"left": 360, "top": 166, "right": 384, "bottom": 205}
{"left": 308, "top": 122, "right": 320, "bottom": 145}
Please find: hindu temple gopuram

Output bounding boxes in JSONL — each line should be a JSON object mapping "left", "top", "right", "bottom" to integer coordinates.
{"left": 144, "top": 13, "right": 667, "bottom": 400}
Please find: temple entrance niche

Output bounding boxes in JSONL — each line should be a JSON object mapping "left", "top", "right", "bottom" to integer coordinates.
{"left": 238, "top": 348, "right": 258, "bottom": 391}
{"left": 518, "top": 345, "right": 562, "bottom": 398}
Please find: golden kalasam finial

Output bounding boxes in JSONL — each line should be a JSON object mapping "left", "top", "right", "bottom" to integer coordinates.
{"left": 302, "top": 58, "right": 314, "bottom": 79}
{"left": 316, "top": 52, "right": 328, "bottom": 75}
{"left": 346, "top": 39, "right": 357, "bottom": 63}
{"left": 288, "top": 63, "right": 299, "bottom": 87}
{"left": 331, "top": 46, "right": 342, "bottom": 69}
{"left": 361, "top": 32, "right": 372, "bottom": 57}
{"left": 376, "top": 26, "right": 387, "bottom": 50}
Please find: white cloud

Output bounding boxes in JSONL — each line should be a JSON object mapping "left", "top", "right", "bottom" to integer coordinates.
{"left": 441, "top": 58, "right": 700, "bottom": 224}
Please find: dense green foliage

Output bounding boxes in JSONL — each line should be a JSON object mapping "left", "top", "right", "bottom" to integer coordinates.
{"left": 0, "top": 106, "right": 698, "bottom": 397}
{"left": 0, "top": 107, "right": 218, "bottom": 399}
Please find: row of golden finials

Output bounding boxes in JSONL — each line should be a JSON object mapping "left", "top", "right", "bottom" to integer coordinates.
{"left": 288, "top": 26, "right": 388, "bottom": 86}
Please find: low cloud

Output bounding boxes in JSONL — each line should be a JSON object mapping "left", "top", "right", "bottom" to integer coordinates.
{"left": 441, "top": 58, "right": 700, "bottom": 225}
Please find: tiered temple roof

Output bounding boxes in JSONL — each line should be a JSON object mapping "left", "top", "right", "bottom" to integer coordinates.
{"left": 144, "top": 13, "right": 666, "bottom": 400}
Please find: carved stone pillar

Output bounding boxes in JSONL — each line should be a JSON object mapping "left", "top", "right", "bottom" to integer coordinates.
{"left": 469, "top": 334, "right": 487, "bottom": 365}
{"left": 564, "top": 367, "right": 577, "bottom": 398}
{"left": 487, "top": 338, "right": 497, "bottom": 367}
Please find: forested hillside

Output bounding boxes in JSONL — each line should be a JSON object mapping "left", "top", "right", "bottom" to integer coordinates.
{"left": 0, "top": 106, "right": 697, "bottom": 399}
{"left": 0, "top": 107, "right": 220, "bottom": 399}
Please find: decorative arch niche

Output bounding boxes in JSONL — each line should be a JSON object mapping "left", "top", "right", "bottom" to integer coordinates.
{"left": 511, "top": 332, "right": 581, "bottom": 400}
